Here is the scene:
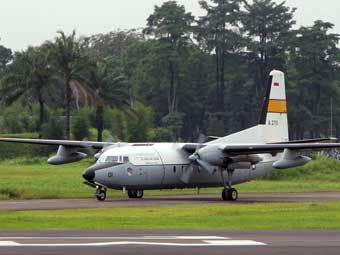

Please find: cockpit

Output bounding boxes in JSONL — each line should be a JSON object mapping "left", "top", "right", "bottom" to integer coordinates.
{"left": 98, "top": 155, "right": 130, "bottom": 164}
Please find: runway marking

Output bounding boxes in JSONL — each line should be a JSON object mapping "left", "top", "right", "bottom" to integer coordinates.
{"left": 0, "top": 236, "right": 266, "bottom": 247}
{"left": 0, "top": 236, "right": 228, "bottom": 240}
{"left": 0, "top": 241, "right": 266, "bottom": 247}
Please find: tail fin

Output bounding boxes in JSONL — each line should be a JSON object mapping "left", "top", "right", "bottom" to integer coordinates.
{"left": 259, "top": 70, "right": 289, "bottom": 142}
{"left": 207, "top": 70, "right": 289, "bottom": 145}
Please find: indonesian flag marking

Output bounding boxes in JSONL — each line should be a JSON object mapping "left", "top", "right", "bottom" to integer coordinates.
{"left": 274, "top": 82, "right": 280, "bottom": 87}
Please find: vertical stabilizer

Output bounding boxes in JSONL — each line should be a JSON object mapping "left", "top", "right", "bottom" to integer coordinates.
{"left": 207, "top": 70, "right": 289, "bottom": 145}
{"left": 262, "top": 70, "right": 289, "bottom": 142}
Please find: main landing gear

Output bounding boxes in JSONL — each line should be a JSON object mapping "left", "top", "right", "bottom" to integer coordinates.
{"left": 220, "top": 168, "right": 238, "bottom": 201}
{"left": 128, "top": 189, "right": 144, "bottom": 199}
{"left": 222, "top": 187, "right": 238, "bottom": 201}
{"left": 95, "top": 186, "right": 107, "bottom": 201}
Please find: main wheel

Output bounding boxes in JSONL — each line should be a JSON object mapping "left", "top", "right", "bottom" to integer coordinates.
{"left": 222, "top": 188, "right": 229, "bottom": 201}
{"left": 221, "top": 188, "right": 238, "bottom": 201}
{"left": 135, "top": 190, "right": 143, "bottom": 199}
{"left": 228, "top": 188, "right": 238, "bottom": 201}
{"left": 96, "top": 189, "right": 106, "bottom": 201}
{"left": 128, "top": 190, "right": 144, "bottom": 199}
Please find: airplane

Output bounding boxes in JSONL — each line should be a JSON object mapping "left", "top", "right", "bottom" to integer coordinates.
{"left": 0, "top": 70, "right": 339, "bottom": 202}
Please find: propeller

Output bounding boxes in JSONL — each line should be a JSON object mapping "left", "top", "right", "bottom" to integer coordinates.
{"left": 189, "top": 134, "right": 216, "bottom": 175}
{"left": 82, "top": 138, "right": 96, "bottom": 156}
{"left": 94, "top": 136, "right": 115, "bottom": 160}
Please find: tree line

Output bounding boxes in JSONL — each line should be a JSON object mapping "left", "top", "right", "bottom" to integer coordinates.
{"left": 0, "top": 0, "right": 339, "bottom": 142}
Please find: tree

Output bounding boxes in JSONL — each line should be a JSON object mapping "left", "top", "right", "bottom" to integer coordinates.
{"left": 196, "top": 0, "right": 244, "bottom": 112}
{"left": 144, "top": 1, "right": 194, "bottom": 114}
{"left": 0, "top": 42, "right": 12, "bottom": 71}
{"left": 242, "top": 0, "right": 296, "bottom": 98}
{"left": 86, "top": 60, "right": 130, "bottom": 141}
{"left": 287, "top": 21, "right": 340, "bottom": 138}
{"left": 50, "top": 30, "right": 89, "bottom": 139}
{"left": 80, "top": 29, "right": 143, "bottom": 61}
{"left": 0, "top": 46, "right": 52, "bottom": 136}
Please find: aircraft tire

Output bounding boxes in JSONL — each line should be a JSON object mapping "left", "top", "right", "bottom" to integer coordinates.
{"left": 128, "top": 190, "right": 144, "bottom": 199}
{"left": 222, "top": 188, "right": 238, "bottom": 201}
{"left": 96, "top": 189, "right": 106, "bottom": 201}
{"left": 228, "top": 188, "right": 238, "bottom": 201}
{"left": 222, "top": 188, "right": 229, "bottom": 201}
{"left": 136, "top": 190, "right": 144, "bottom": 198}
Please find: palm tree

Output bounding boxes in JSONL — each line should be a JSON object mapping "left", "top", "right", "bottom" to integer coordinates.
{"left": 50, "top": 30, "right": 88, "bottom": 139}
{"left": 87, "top": 61, "right": 131, "bottom": 141}
{"left": 0, "top": 46, "right": 51, "bottom": 137}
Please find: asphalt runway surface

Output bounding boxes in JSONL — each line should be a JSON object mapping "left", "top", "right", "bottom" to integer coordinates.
{"left": 0, "top": 230, "right": 339, "bottom": 255}
{"left": 1, "top": 192, "right": 340, "bottom": 211}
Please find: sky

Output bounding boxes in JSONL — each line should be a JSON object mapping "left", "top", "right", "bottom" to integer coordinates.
{"left": 0, "top": 0, "right": 339, "bottom": 51}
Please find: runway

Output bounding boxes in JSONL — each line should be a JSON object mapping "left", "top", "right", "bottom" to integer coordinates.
{"left": 0, "top": 230, "right": 339, "bottom": 255}
{"left": 0, "top": 192, "right": 340, "bottom": 211}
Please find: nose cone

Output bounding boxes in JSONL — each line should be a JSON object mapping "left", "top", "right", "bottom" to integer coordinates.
{"left": 82, "top": 168, "right": 95, "bottom": 182}
{"left": 82, "top": 162, "right": 122, "bottom": 182}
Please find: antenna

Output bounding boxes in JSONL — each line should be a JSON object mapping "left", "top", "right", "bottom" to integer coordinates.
{"left": 330, "top": 97, "right": 333, "bottom": 137}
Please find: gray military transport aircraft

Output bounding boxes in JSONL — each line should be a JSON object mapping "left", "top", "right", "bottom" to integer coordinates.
{"left": 0, "top": 70, "right": 339, "bottom": 201}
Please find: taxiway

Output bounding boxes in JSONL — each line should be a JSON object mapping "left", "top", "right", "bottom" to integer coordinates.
{"left": 0, "top": 192, "right": 339, "bottom": 211}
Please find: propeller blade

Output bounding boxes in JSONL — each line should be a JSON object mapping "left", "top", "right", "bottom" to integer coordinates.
{"left": 196, "top": 159, "right": 216, "bottom": 175}
{"left": 197, "top": 133, "right": 207, "bottom": 144}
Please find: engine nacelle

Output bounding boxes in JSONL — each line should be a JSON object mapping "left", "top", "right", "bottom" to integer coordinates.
{"left": 273, "top": 156, "right": 311, "bottom": 169}
{"left": 47, "top": 145, "right": 87, "bottom": 165}
{"left": 273, "top": 149, "right": 311, "bottom": 169}
{"left": 198, "top": 145, "right": 226, "bottom": 166}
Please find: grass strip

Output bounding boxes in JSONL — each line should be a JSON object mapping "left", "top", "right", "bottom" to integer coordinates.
{"left": 1, "top": 202, "right": 340, "bottom": 230}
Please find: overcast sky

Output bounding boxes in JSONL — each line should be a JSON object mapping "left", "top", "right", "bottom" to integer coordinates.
{"left": 1, "top": 0, "right": 339, "bottom": 51}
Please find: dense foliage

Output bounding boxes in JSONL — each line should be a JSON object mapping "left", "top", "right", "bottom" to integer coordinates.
{"left": 0, "top": 0, "right": 339, "bottom": 142}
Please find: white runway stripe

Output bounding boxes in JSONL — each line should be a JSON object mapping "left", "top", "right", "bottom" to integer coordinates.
{"left": 0, "top": 236, "right": 227, "bottom": 240}
{"left": 0, "top": 240, "right": 266, "bottom": 247}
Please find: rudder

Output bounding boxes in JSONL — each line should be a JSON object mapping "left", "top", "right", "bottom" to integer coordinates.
{"left": 260, "top": 70, "right": 289, "bottom": 142}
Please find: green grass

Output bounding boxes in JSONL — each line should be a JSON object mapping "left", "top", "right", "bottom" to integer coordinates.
{"left": 0, "top": 157, "right": 340, "bottom": 200}
{"left": 1, "top": 202, "right": 340, "bottom": 230}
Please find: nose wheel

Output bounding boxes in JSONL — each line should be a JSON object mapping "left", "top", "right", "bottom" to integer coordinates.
{"left": 95, "top": 187, "right": 107, "bottom": 201}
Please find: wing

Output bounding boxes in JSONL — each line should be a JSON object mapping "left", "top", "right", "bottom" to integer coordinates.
{"left": 220, "top": 143, "right": 340, "bottom": 156}
{"left": 0, "top": 137, "right": 115, "bottom": 165}
{"left": 270, "top": 137, "right": 337, "bottom": 144}
{"left": 0, "top": 137, "right": 113, "bottom": 150}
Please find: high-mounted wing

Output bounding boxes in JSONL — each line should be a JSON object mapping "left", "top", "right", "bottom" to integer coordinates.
{"left": 182, "top": 141, "right": 340, "bottom": 174}
{"left": 220, "top": 143, "right": 340, "bottom": 156}
{"left": 0, "top": 138, "right": 115, "bottom": 165}
{"left": 270, "top": 137, "right": 337, "bottom": 144}
{"left": 0, "top": 137, "right": 113, "bottom": 149}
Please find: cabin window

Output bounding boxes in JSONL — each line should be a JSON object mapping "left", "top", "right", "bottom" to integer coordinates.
{"left": 123, "top": 156, "right": 129, "bottom": 163}
{"left": 173, "top": 166, "right": 176, "bottom": 173}
{"left": 106, "top": 156, "right": 118, "bottom": 162}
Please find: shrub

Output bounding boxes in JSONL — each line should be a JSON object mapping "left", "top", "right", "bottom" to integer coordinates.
{"left": 41, "top": 117, "right": 64, "bottom": 140}
{"left": 72, "top": 110, "right": 91, "bottom": 140}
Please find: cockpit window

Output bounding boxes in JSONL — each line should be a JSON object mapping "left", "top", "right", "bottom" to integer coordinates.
{"left": 123, "top": 156, "right": 129, "bottom": 163}
{"left": 105, "top": 156, "right": 118, "bottom": 162}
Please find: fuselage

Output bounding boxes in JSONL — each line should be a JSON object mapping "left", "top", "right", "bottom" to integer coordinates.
{"left": 83, "top": 143, "right": 280, "bottom": 190}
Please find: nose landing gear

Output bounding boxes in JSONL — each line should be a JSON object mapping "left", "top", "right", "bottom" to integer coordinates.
{"left": 95, "top": 186, "right": 107, "bottom": 201}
